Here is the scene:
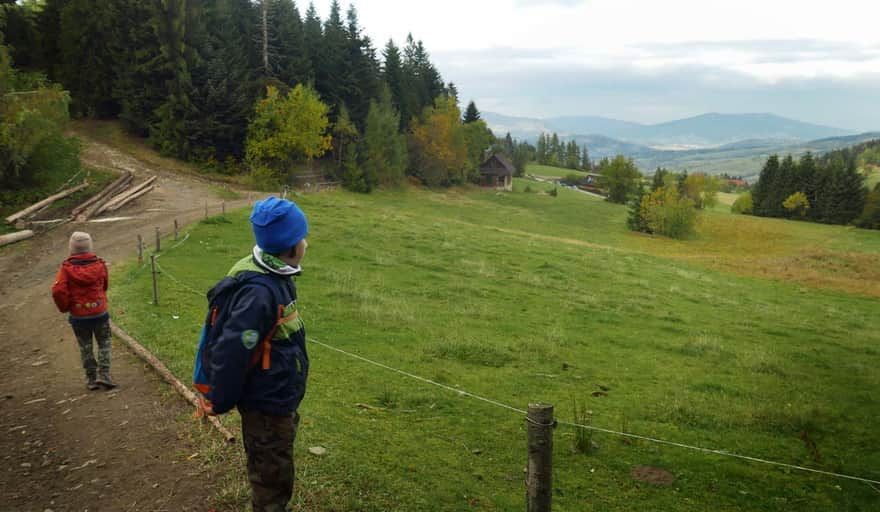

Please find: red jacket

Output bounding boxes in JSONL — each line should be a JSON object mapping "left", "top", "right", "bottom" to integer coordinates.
{"left": 52, "top": 253, "right": 109, "bottom": 319}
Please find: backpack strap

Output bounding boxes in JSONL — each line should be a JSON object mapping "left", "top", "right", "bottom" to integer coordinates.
{"left": 243, "top": 272, "right": 296, "bottom": 371}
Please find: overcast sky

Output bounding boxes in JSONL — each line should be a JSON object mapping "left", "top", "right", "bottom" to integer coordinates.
{"left": 315, "top": 0, "right": 880, "bottom": 131}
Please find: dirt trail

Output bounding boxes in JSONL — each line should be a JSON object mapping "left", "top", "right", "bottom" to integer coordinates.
{"left": 0, "top": 135, "right": 252, "bottom": 511}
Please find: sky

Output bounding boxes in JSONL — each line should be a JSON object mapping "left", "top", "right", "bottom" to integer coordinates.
{"left": 314, "top": 0, "right": 880, "bottom": 131}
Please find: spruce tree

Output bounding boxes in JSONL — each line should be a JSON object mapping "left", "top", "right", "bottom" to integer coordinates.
{"left": 463, "top": 100, "right": 481, "bottom": 123}
{"left": 58, "top": 0, "right": 119, "bottom": 117}
{"left": 271, "top": 0, "right": 311, "bottom": 88}
{"left": 752, "top": 155, "right": 780, "bottom": 217}
{"left": 382, "top": 39, "right": 408, "bottom": 130}
{"left": 361, "top": 85, "right": 407, "bottom": 186}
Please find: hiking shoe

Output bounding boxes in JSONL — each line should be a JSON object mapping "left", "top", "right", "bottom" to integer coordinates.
{"left": 86, "top": 375, "right": 100, "bottom": 391}
{"left": 96, "top": 371, "right": 117, "bottom": 389}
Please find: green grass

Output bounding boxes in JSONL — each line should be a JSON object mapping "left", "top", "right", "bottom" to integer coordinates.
{"left": 111, "top": 184, "right": 880, "bottom": 511}
{"left": 527, "top": 163, "right": 592, "bottom": 178}
{"left": 864, "top": 165, "right": 880, "bottom": 190}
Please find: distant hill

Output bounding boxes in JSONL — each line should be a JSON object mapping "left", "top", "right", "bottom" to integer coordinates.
{"left": 483, "top": 111, "right": 855, "bottom": 148}
{"left": 483, "top": 110, "right": 873, "bottom": 177}
{"left": 635, "top": 132, "right": 880, "bottom": 178}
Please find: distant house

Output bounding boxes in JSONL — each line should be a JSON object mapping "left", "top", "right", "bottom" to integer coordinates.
{"left": 578, "top": 173, "right": 605, "bottom": 195}
{"left": 725, "top": 178, "right": 748, "bottom": 188}
{"left": 479, "top": 153, "right": 514, "bottom": 190}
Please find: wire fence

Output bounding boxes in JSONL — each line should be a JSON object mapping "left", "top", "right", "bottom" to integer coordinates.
{"left": 138, "top": 218, "right": 880, "bottom": 490}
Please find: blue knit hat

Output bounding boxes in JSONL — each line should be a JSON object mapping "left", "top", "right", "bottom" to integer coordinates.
{"left": 250, "top": 197, "right": 308, "bottom": 254}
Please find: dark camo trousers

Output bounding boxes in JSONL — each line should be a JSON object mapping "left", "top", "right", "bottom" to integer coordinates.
{"left": 72, "top": 320, "right": 112, "bottom": 377}
{"left": 241, "top": 409, "right": 299, "bottom": 512}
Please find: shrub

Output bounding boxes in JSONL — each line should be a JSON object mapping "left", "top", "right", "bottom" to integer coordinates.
{"left": 783, "top": 191, "right": 810, "bottom": 218}
{"left": 641, "top": 185, "right": 698, "bottom": 239}
{"left": 731, "top": 192, "right": 753, "bottom": 214}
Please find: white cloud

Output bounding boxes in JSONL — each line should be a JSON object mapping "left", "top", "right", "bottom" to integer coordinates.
{"left": 312, "top": 0, "right": 880, "bottom": 129}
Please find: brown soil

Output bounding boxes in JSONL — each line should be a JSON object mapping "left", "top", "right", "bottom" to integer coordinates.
{"left": 0, "top": 133, "right": 253, "bottom": 512}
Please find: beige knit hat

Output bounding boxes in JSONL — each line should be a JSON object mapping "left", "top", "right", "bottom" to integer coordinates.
{"left": 69, "top": 231, "right": 93, "bottom": 254}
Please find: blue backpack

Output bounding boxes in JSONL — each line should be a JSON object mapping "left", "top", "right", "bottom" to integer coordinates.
{"left": 192, "top": 272, "right": 292, "bottom": 399}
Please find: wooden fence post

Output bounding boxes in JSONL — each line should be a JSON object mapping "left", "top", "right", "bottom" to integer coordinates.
{"left": 222, "top": 201, "right": 226, "bottom": 215}
{"left": 150, "top": 254, "right": 159, "bottom": 306}
{"left": 154, "top": 226, "right": 161, "bottom": 252}
{"left": 205, "top": 201, "right": 208, "bottom": 219}
{"left": 527, "top": 403, "right": 554, "bottom": 512}
{"left": 137, "top": 234, "right": 143, "bottom": 265}
{"left": 174, "top": 219, "right": 179, "bottom": 241}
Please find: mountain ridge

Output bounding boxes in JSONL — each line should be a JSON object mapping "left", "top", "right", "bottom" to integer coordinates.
{"left": 483, "top": 111, "right": 855, "bottom": 148}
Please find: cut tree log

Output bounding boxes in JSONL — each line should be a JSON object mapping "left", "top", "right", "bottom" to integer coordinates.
{"left": 4, "top": 182, "right": 89, "bottom": 224}
{"left": 109, "top": 322, "right": 236, "bottom": 443}
{"left": 71, "top": 172, "right": 132, "bottom": 219}
{"left": 76, "top": 172, "right": 133, "bottom": 221}
{"left": 0, "top": 230, "right": 35, "bottom": 248}
{"left": 105, "top": 185, "right": 154, "bottom": 212}
{"left": 102, "top": 176, "right": 157, "bottom": 211}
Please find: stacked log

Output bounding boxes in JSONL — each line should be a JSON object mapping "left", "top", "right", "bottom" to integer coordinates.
{"left": 101, "top": 176, "right": 158, "bottom": 212}
{"left": 3, "top": 182, "right": 89, "bottom": 224}
{"left": 73, "top": 172, "right": 133, "bottom": 221}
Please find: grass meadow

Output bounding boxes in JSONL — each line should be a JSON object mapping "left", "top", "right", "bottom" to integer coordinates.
{"left": 110, "top": 180, "right": 880, "bottom": 511}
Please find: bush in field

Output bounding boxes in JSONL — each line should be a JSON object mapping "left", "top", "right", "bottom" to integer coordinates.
{"left": 640, "top": 185, "right": 697, "bottom": 239}
{"left": 682, "top": 173, "right": 720, "bottom": 209}
{"left": 731, "top": 192, "right": 753, "bottom": 214}
{"left": 783, "top": 191, "right": 810, "bottom": 218}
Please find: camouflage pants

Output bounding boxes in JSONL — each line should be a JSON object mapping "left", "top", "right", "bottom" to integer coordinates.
{"left": 72, "top": 319, "right": 112, "bottom": 377}
{"left": 241, "top": 409, "right": 300, "bottom": 512}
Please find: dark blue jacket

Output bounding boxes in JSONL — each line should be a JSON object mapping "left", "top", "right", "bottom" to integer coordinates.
{"left": 205, "top": 257, "right": 308, "bottom": 416}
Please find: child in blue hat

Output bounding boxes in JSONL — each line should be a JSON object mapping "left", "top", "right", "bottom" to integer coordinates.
{"left": 202, "top": 196, "right": 309, "bottom": 512}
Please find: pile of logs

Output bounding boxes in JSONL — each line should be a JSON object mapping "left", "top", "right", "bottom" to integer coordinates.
{"left": 72, "top": 172, "right": 157, "bottom": 221}
{"left": 1, "top": 173, "right": 158, "bottom": 247}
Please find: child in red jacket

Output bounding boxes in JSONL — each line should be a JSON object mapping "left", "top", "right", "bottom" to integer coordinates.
{"left": 52, "top": 232, "right": 116, "bottom": 390}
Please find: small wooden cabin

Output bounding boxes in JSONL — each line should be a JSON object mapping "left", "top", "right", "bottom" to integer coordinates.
{"left": 479, "top": 154, "right": 514, "bottom": 190}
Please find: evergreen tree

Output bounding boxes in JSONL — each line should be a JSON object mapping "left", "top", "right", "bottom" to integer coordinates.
{"left": 331, "top": 103, "right": 358, "bottom": 175}
{"left": 381, "top": 39, "right": 407, "bottom": 130}
{"left": 302, "top": 2, "right": 322, "bottom": 85}
{"left": 150, "top": 0, "right": 211, "bottom": 160}
{"left": 536, "top": 133, "right": 547, "bottom": 165}
{"left": 361, "top": 85, "right": 407, "bottom": 186}
{"left": 626, "top": 184, "right": 650, "bottom": 233}
{"left": 548, "top": 133, "right": 560, "bottom": 166}
{"left": 271, "top": 0, "right": 311, "bottom": 88}
{"left": 463, "top": 100, "right": 481, "bottom": 123}
{"left": 57, "top": 0, "right": 119, "bottom": 117}
{"left": 652, "top": 167, "right": 669, "bottom": 191}
{"left": 341, "top": 4, "right": 379, "bottom": 129}
{"left": 752, "top": 155, "right": 779, "bottom": 217}
{"left": 446, "top": 81, "right": 459, "bottom": 103}
{"left": 581, "top": 145, "right": 591, "bottom": 171}
{"left": 110, "top": 0, "right": 168, "bottom": 137}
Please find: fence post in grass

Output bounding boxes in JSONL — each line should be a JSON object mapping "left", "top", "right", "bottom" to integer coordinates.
{"left": 204, "top": 201, "right": 208, "bottom": 219}
{"left": 174, "top": 219, "right": 179, "bottom": 241}
{"left": 222, "top": 201, "right": 226, "bottom": 215}
{"left": 527, "top": 403, "right": 554, "bottom": 512}
{"left": 150, "top": 254, "right": 158, "bottom": 306}
{"left": 154, "top": 226, "right": 161, "bottom": 252}
{"left": 137, "top": 234, "right": 143, "bottom": 265}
